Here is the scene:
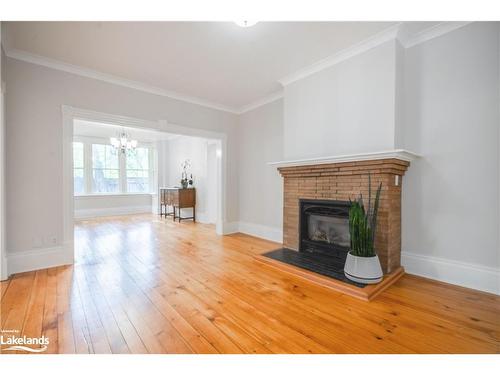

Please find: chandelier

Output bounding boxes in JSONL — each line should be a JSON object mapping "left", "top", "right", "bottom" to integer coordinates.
{"left": 110, "top": 132, "right": 138, "bottom": 154}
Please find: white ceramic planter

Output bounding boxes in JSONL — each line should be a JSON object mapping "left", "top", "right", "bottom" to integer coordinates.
{"left": 344, "top": 252, "right": 383, "bottom": 284}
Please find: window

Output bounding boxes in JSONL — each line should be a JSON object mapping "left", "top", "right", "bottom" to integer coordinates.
{"left": 92, "top": 144, "right": 119, "bottom": 193}
{"left": 126, "top": 147, "right": 150, "bottom": 193}
{"left": 73, "top": 142, "right": 84, "bottom": 195}
{"left": 73, "top": 139, "right": 153, "bottom": 195}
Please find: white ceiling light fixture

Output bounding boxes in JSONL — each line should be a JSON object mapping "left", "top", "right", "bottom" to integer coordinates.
{"left": 110, "top": 131, "right": 138, "bottom": 154}
{"left": 234, "top": 20, "right": 258, "bottom": 28}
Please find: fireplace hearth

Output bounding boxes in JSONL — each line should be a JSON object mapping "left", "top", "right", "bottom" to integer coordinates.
{"left": 262, "top": 248, "right": 366, "bottom": 288}
{"left": 262, "top": 198, "right": 365, "bottom": 287}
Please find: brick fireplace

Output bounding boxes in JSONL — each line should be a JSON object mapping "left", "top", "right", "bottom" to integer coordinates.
{"left": 278, "top": 157, "right": 410, "bottom": 274}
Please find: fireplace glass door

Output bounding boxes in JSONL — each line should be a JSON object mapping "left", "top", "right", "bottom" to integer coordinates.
{"left": 299, "top": 199, "right": 351, "bottom": 258}
{"left": 307, "top": 214, "right": 350, "bottom": 248}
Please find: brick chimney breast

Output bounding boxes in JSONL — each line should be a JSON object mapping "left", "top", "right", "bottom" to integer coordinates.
{"left": 278, "top": 158, "right": 410, "bottom": 274}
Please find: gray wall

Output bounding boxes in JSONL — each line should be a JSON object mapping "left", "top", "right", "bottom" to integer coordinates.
{"left": 237, "top": 99, "right": 283, "bottom": 231}
{"left": 5, "top": 57, "right": 239, "bottom": 254}
{"left": 241, "top": 23, "right": 499, "bottom": 292}
{"left": 402, "top": 22, "right": 499, "bottom": 268}
{"left": 0, "top": 32, "right": 7, "bottom": 280}
{"left": 284, "top": 40, "right": 398, "bottom": 160}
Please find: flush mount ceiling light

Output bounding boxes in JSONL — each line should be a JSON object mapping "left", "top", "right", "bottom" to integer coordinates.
{"left": 110, "top": 131, "right": 138, "bottom": 154}
{"left": 234, "top": 20, "right": 258, "bottom": 28}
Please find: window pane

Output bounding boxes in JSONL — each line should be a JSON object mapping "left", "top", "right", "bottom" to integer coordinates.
{"left": 137, "top": 148, "right": 149, "bottom": 169}
{"left": 126, "top": 148, "right": 149, "bottom": 193}
{"left": 73, "top": 142, "right": 84, "bottom": 168}
{"left": 73, "top": 142, "right": 84, "bottom": 194}
{"left": 126, "top": 151, "right": 138, "bottom": 170}
{"left": 92, "top": 144, "right": 105, "bottom": 168}
{"left": 103, "top": 169, "right": 119, "bottom": 179}
{"left": 126, "top": 147, "right": 149, "bottom": 170}
{"left": 105, "top": 145, "right": 119, "bottom": 169}
{"left": 74, "top": 168, "right": 84, "bottom": 195}
{"left": 127, "top": 170, "right": 149, "bottom": 193}
{"left": 92, "top": 144, "right": 118, "bottom": 169}
{"left": 92, "top": 168, "right": 119, "bottom": 193}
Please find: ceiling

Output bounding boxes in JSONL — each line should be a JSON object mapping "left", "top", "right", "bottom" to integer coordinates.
{"left": 2, "top": 21, "right": 440, "bottom": 112}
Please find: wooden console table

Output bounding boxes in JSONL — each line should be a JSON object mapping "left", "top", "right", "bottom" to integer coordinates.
{"left": 159, "top": 187, "right": 196, "bottom": 222}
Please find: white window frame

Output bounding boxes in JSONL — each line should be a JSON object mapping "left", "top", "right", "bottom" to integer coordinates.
{"left": 73, "top": 135, "right": 154, "bottom": 196}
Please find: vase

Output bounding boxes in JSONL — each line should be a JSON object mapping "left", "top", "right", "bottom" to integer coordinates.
{"left": 344, "top": 251, "right": 383, "bottom": 284}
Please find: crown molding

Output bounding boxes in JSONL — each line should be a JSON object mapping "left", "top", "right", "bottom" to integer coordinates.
{"left": 278, "top": 23, "right": 402, "bottom": 87}
{"left": 278, "top": 22, "right": 474, "bottom": 87}
{"left": 237, "top": 90, "right": 283, "bottom": 114}
{"left": 399, "top": 22, "right": 471, "bottom": 49}
{"left": 3, "top": 22, "right": 474, "bottom": 116}
{"left": 4, "top": 47, "right": 240, "bottom": 114}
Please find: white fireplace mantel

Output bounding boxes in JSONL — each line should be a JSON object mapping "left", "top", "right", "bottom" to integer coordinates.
{"left": 268, "top": 149, "right": 420, "bottom": 168}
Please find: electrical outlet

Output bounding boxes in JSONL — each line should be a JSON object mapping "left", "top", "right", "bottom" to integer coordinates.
{"left": 49, "top": 236, "right": 58, "bottom": 246}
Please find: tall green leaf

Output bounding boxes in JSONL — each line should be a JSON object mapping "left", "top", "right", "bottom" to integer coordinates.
{"left": 348, "top": 174, "right": 382, "bottom": 257}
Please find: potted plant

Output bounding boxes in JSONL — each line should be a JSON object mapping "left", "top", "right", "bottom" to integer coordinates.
{"left": 180, "top": 160, "right": 191, "bottom": 189}
{"left": 344, "top": 174, "right": 384, "bottom": 284}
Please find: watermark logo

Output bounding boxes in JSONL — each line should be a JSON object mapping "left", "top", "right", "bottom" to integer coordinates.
{"left": 1, "top": 329, "right": 49, "bottom": 353}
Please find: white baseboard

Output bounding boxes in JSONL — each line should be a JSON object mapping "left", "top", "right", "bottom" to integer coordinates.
{"left": 402, "top": 251, "right": 500, "bottom": 295}
{"left": 194, "top": 212, "right": 216, "bottom": 224}
{"left": 74, "top": 205, "right": 152, "bottom": 219}
{"left": 221, "top": 220, "right": 283, "bottom": 243}
{"left": 222, "top": 221, "right": 239, "bottom": 235}
{"left": 237, "top": 221, "right": 283, "bottom": 243}
{"left": 1, "top": 254, "right": 8, "bottom": 281}
{"left": 7, "top": 244, "right": 74, "bottom": 276}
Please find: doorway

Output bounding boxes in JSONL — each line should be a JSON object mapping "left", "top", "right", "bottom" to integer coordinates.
{"left": 62, "top": 106, "right": 227, "bottom": 264}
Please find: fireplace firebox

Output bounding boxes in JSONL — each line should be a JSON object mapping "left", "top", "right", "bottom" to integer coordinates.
{"left": 299, "top": 199, "right": 351, "bottom": 261}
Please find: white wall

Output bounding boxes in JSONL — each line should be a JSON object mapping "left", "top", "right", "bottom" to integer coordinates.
{"left": 400, "top": 22, "right": 500, "bottom": 292}
{"left": 163, "top": 135, "right": 218, "bottom": 224}
{"left": 74, "top": 194, "right": 153, "bottom": 219}
{"left": 283, "top": 40, "right": 398, "bottom": 160}
{"left": 0, "top": 27, "right": 7, "bottom": 280}
{"left": 153, "top": 139, "right": 168, "bottom": 214}
{"left": 206, "top": 142, "right": 218, "bottom": 224}
{"left": 4, "top": 57, "right": 238, "bottom": 264}
{"left": 237, "top": 99, "right": 284, "bottom": 242}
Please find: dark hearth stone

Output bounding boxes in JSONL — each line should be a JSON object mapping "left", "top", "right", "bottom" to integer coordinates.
{"left": 262, "top": 248, "right": 366, "bottom": 288}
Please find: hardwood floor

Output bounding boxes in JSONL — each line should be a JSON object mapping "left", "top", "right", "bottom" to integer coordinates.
{"left": 1, "top": 214, "right": 499, "bottom": 354}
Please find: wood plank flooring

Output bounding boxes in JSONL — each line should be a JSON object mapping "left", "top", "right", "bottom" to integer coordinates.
{"left": 1, "top": 214, "right": 499, "bottom": 354}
